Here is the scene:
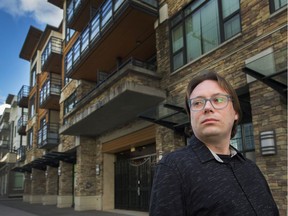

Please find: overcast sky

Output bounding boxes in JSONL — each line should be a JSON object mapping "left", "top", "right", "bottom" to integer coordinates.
{"left": 0, "top": 0, "right": 62, "bottom": 115}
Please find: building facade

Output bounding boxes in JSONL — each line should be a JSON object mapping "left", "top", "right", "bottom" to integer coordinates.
{"left": 12, "top": 0, "right": 286, "bottom": 215}
{"left": 0, "top": 95, "right": 26, "bottom": 197}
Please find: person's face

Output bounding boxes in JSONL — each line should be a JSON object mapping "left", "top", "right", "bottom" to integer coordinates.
{"left": 189, "top": 80, "right": 239, "bottom": 142}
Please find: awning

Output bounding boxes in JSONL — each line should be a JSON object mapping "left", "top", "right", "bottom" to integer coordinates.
{"left": 243, "top": 47, "right": 287, "bottom": 98}
{"left": 11, "top": 151, "right": 76, "bottom": 173}
{"left": 139, "top": 103, "right": 190, "bottom": 135}
{"left": 43, "top": 151, "right": 76, "bottom": 164}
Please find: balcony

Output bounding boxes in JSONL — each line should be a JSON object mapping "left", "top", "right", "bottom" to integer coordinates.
{"left": 38, "top": 123, "right": 60, "bottom": 149}
{"left": 65, "top": 0, "right": 158, "bottom": 82}
{"left": 39, "top": 74, "right": 61, "bottom": 110}
{"left": 17, "top": 115, "right": 28, "bottom": 135}
{"left": 17, "top": 85, "right": 31, "bottom": 108}
{"left": 66, "top": 0, "right": 112, "bottom": 32}
{"left": 41, "top": 37, "right": 63, "bottom": 74}
{"left": 0, "top": 123, "right": 10, "bottom": 137}
{"left": 60, "top": 58, "right": 165, "bottom": 136}
{"left": 17, "top": 146, "right": 26, "bottom": 162}
{"left": 0, "top": 140, "right": 9, "bottom": 148}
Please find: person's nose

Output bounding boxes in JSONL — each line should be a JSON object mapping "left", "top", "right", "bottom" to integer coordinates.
{"left": 203, "top": 99, "right": 214, "bottom": 113}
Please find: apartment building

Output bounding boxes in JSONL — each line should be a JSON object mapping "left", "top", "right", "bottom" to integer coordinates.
{"left": 12, "top": 0, "right": 286, "bottom": 214}
{"left": 0, "top": 95, "right": 26, "bottom": 197}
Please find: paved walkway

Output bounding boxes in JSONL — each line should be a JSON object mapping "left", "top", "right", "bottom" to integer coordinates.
{"left": 0, "top": 197, "right": 149, "bottom": 216}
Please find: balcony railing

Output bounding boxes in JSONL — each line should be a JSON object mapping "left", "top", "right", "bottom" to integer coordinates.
{"left": 39, "top": 75, "right": 61, "bottom": 110}
{"left": 38, "top": 123, "right": 59, "bottom": 149}
{"left": 75, "top": 57, "right": 156, "bottom": 109}
{"left": 17, "top": 114, "right": 28, "bottom": 135}
{"left": 17, "top": 85, "right": 31, "bottom": 108}
{"left": 41, "top": 36, "right": 63, "bottom": 73}
{"left": 65, "top": 0, "right": 158, "bottom": 78}
{"left": 0, "top": 140, "right": 9, "bottom": 148}
{"left": 16, "top": 146, "right": 26, "bottom": 162}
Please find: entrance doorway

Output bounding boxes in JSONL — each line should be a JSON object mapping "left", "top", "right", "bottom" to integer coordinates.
{"left": 115, "top": 144, "right": 156, "bottom": 211}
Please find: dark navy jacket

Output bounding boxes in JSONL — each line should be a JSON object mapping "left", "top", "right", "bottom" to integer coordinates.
{"left": 149, "top": 136, "right": 279, "bottom": 216}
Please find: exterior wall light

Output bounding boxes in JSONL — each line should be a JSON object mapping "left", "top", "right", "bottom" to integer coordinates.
{"left": 96, "top": 164, "right": 101, "bottom": 175}
{"left": 58, "top": 166, "right": 61, "bottom": 176}
{"left": 45, "top": 170, "right": 48, "bottom": 178}
{"left": 30, "top": 174, "right": 33, "bottom": 180}
{"left": 260, "top": 130, "right": 277, "bottom": 156}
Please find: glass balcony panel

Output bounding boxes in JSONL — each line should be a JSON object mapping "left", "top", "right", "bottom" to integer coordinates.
{"left": 101, "top": 0, "right": 113, "bottom": 28}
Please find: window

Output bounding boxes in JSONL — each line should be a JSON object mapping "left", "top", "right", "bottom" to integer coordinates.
{"left": 28, "top": 95, "right": 35, "bottom": 119}
{"left": 27, "top": 127, "right": 33, "bottom": 149}
{"left": 170, "top": 0, "right": 241, "bottom": 70}
{"left": 270, "top": 0, "right": 287, "bottom": 13}
{"left": 64, "top": 92, "right": 77, "bottom": 116}
{"left": 230, "top": 123, "right": 255, "bottom": 161}
{"left": 66, "top": 27, "right": 75, "bottom": 44}
{"left": 30, "top": 66, "right": 36, "bottom": 87}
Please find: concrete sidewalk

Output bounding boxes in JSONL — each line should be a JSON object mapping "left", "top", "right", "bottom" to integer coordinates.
{"left": 0, "top": 198, "right": 149, "bottom": 216}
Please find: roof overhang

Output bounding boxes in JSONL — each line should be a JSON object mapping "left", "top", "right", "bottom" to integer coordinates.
{"left": 19, "top": 26, "right": 43, "bottom": 61}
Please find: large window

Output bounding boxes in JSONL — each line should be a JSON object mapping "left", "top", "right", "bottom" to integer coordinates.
{"left": 230, "top": 123, "right": 255, "bottom": 161}
{"left": 27, "top": 127, "right": 33, "bottom": 149}
{"left": 170, "top": 0, "right": 241, "bottom": 71}
{"left": 30, "top": 66, "right": 36, "bottom": 87}
{"left": 270, "top": 0, "right": 287, "bottom": 13}
{"left": 64, "top": 92, "right": 77, "bottom": 116}
{"left": 28, "top": 95, "right": 35, "bottom": 119}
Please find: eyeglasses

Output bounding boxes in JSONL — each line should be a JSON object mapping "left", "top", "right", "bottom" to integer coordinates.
{"left": 188, "top": 94, "right": 232, "bottom": 111}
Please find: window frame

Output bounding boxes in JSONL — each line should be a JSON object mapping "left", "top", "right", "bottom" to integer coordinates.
{"left": 269, "top": 0, "right": 287, "bottom": 13}
{"left": 169, "top": 0, "right": 241, "bottom": 71}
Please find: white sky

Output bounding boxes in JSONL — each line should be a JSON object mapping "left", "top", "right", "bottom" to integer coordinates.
{"left": 0, "top": 0, "right": 63, "bottom": 27}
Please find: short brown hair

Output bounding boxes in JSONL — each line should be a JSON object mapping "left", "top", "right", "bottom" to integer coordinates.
{"left": 185, "top": 70, "right": 242, "bottom": 138}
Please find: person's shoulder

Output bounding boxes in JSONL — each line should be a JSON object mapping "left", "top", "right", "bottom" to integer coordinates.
{"left": 159, "top": 145, "right": 195, "bottom": 166}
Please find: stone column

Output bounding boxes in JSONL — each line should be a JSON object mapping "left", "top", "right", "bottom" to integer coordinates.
{"left": 30, "top": 168, "right": 45, "bottom": 203}
{"left": 57, "top": 161, "right": 73, "bottom": 208}
{"left": 23, "top": 172, "right": 31, "bottom": 202}
{"left": 43, "top": 166, "right": 58, "bottom": 205}
{"left": 156, "top": 125, "right": 186, "bottom": 161}
{"left": 74, "top": 136, "right": 97, "bottom": 211}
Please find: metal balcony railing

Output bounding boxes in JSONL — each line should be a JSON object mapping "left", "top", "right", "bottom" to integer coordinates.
{"left": 64, "top": 0, "right": 158, "bottom": 76}
{"left": 39, "top": 76, "right": 61, "bottom": 106}
{"left": 17, "top": 114, "right": 28, "bottom": 135}
{"left": 17, "top": 85, "right": 31, "bottom": 107}
{"left": 38, "top": 123, "right": 59, "bottom": 148}
{"left": 70, "top": 57, "right": 156, "bottom": 113}
{"left": 41, "top": 36, "right": 63, "bottom": 69}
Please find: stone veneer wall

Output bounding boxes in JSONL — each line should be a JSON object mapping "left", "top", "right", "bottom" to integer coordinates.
{"left": 249, "top": 83, "right": 287, "bottom": 215}
{"left": 30, "top": 168, "right": 45, "bottom": 203}
{"left": 155, "top": 0, "right": 287, "bottom": 214}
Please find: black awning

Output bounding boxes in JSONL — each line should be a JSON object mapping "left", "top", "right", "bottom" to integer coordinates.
{"left": 139, "top": 103, "right": 190, "bottom": 135}
{"left": 43, "top": 151, "right": 76, "bottom": 164}
{"left": 12, "top": 164, "right": 32, "bottom": 173}
{"left": 243, "top": 47, "right": 287, "bottom": 98}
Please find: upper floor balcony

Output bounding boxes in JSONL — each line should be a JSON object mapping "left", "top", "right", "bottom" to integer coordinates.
{"left": 0, "top": 140, "right": 9, "bottom": 148}
{"left": 16, "top": 145, "right": 26, "bottom": 162}
{"left": 41, "top": 36, "right": 63, "bottom": 74}
{"left": 38, "top": 123, "right": 60, "bottom": 149}
{"left": 60, "top": 58, "right": 165, "bottom": 136}
{"left": 0, "top": 122, "right": 10, "bottom": 136}
{"left": 65, "top": 0, "right": 158, "bottom": 82}
{"left": 17, "top": 85, "right": 31, "bottom": 108}
{"left": 17, "top": 114, "right": 28, "bottom": 135}
{"left": 39, "top": 74, "right": 61, "bottom": 110}
{"left": 66, "top": 0, "right": 93, "bottom": 31}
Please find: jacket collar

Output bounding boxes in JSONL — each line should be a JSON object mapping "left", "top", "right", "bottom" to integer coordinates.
{"left": 188, "top": 135, "right": 246, "bottom": 163}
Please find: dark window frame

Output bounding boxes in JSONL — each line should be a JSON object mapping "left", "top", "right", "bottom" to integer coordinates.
{"left": 170, "top": 0, "right": 241, "bottom": 71}
{"left": 269, "top": 0, "right": 287, "bottom": 13}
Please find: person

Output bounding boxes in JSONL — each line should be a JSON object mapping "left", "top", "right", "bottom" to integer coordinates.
{"left": 149, "top": 70, "right": 279, "bottom": 216}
